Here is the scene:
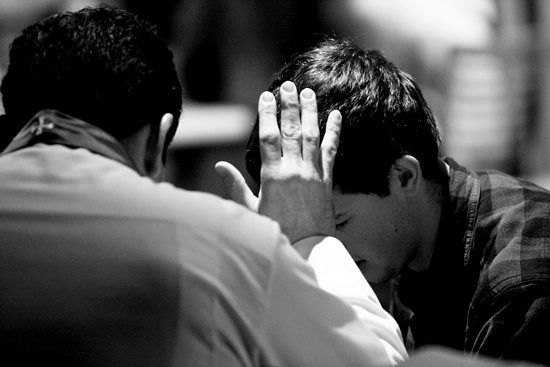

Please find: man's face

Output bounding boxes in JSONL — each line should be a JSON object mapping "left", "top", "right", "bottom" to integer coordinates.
{"left": 333, "top": 186, "right": 417, "bottom": 284}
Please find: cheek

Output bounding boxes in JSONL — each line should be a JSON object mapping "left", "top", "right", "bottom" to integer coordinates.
{"left": 335, "top": 229, "right": 356, "bottom": 253}
{"left": 336, "top": 221, "right": 383, "bottom": 259}
{"left": 335, "top": 225, "right": 364, "bottom": 259}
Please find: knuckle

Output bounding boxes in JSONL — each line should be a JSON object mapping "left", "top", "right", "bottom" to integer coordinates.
{"left": 259, "top": 132, "right": 279, "bottom": 146}
{"left": 281, "top": 122, "right": 301, "bottom": 139}
{"left": 284, "top": 171, "right": 301, "bottom": 181}
{"left": 323, "top": 144, "right": 338, "bottom": 158}
{"left": 259, "top": 104, "right": 276, "bottom": 116}
{"left": 327, "top": 123, "right": 340, "bottom": 135}
{"left": 286, "top": 171, "right": 317, "bottom": 185}
{"left": 301, "top": 101, "right": 317, "bottom": 112}
{"left": 302, "top": 131, "right": 320, "bottom": 145}
{"left": 281, "top": 99, "right": 300, "bottom": 111}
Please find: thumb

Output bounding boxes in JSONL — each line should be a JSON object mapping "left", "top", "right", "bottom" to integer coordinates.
{"left": 214, "top": 161, "right": 258, "bottom": 212}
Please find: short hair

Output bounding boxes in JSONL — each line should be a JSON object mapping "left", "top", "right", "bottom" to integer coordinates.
{"left": 245, "top": 38, "right": 441, "bottom": 196}
{"left": 1, "top": 5, "right": 182, "bottom": 145}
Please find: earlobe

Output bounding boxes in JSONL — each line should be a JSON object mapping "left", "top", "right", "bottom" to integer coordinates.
{"left": 393, "top": 155, "right": 421, "bottom": 196}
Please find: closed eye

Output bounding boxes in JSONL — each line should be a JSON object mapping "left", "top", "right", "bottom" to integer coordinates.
{"left": 336, "top": 222, "right": 348, "bottom": 231}
{"left": 335, "top": 214, "right": 350, "bottom": 230}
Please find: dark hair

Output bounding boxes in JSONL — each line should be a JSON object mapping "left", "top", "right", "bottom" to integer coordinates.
{"left": 245, "top": 38, "right": 441, "bottom": 196}
{"left": 0, "top": 5, "right": 182, "bottom": 145}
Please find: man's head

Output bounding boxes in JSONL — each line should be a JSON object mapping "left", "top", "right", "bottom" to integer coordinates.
{"left": 0, "top": 6, "right": 182, "bottom": 166}
{"left": 246, "top": 39, "right": 444, "bottom": 282}
{"left": 246, "top": 38, "right": 441, "bottom": 195}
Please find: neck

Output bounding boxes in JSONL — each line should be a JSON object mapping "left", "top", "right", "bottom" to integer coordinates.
{"left": 120, "top": 124, "right": 154, "bottom": 177}
{"left": 408, "top": 181, "right": 444, "bottom": 272}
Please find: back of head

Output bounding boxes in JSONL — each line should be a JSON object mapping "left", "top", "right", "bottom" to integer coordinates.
{"left": 245, "top": 38, "right": 441, "bottom": 196}
{"left": 0, "top": 5, "right": 182, "bottom": 147}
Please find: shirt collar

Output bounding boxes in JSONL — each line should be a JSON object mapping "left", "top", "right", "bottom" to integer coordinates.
{"left": 443, "top": 157, "right": 481, "bottom": 268}
{"left": 1, "top": 110, "right": 144, "bottom": 175}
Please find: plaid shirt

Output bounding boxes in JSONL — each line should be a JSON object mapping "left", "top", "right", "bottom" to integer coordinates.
{"left": 397, "top": 158, "right": 550, "bottom": 365}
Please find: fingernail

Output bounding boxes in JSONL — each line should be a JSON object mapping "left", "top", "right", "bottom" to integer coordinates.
{"left": 261, "top": 91, "right": 274, "bottom": 102}
{"left": 281, "top": 81, "right": 295, "bottom": 92}
{"left": 301, "top": 88, "right": 314, "bottom": 99}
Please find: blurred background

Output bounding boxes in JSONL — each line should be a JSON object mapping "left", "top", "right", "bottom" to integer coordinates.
{"left": 1, "top": 0, "right": 550, "bottom": 197}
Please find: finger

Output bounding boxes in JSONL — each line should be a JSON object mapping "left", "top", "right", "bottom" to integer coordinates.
{"left": 320, "top": 110, "right": 342, "bottom": 181}
{"left": 258, "top": 91, "right": 281, "bottom": 166}
{"left": 214, "top": 161, "right": 259, "bottom": 212}
{"left": 299, "top": 88, "right": 320, "bottom": 167}
{"left": 279, "top": 81, "right": 301, "bottom": 162}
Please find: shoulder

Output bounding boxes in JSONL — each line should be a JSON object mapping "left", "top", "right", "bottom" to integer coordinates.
{"left": 470, "top": 169, "right": 550, "bottom": 298}
{"left": 23, "top": 145, "right": 289, "bottom": 268}
{"left": 115, "top": 174, "right": 285, "bottom": 254}
{"left": 473, "top": 169, "right": 550, "bottom": 261}
{"left": 473, "top": 207, "right": 550, "bottom": 310}
{"left": 476, "top": 169, "right": 550, "bottom": 212}
{"left": 480, "top": 248, "right": 550, "bottom": 299}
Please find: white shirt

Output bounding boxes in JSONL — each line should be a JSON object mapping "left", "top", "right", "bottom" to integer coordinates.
{"left": 0, "top": 143, "right": 406, "bottom": 366}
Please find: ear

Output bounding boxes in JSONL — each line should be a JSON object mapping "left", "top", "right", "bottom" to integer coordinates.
{"left": 150, "top": 113, "right": 173, "bottom": 180}
{"left": 157, "top": 113, "right": 173, "bottom": 155}
{"left": 391, "top": 155, "right": 422, "bottom": 197}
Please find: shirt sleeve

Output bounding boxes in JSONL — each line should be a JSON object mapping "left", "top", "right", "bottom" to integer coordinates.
{"left": 258, "top": 235, "right": 407, "bottom": 367}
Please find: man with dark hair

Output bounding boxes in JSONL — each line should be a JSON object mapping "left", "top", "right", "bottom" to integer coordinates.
{"left": 0, "top": 5, "right": 182, "bottom": 157}
{"left": 218, "top": 38, "right": 550, "bottom": 365}
{"left": 0, "top": 7, "right": 407, "bottom": 366}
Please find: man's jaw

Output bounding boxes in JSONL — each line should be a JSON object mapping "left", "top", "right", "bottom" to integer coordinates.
{"left": 354, "top": 259, "right": 369, "bottom": 276}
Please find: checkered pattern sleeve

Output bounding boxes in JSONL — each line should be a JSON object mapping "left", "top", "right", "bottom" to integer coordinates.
{"left": 465, "top": 169, "right": 550, "bottom": 365}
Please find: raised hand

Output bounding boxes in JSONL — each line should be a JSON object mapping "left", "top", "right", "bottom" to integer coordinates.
{"left": 215, "top": 81, "right": 341, "bottom": 244}
{"left": 257, "top": 81, "right": 341, "bottom": 243}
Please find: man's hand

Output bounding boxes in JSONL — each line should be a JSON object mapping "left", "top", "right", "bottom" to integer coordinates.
{"left": 215, "top": 80, "right": 341, "bottom": 244}
{"left": 258, "top": 81, "right": 341, "bottom": 243}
